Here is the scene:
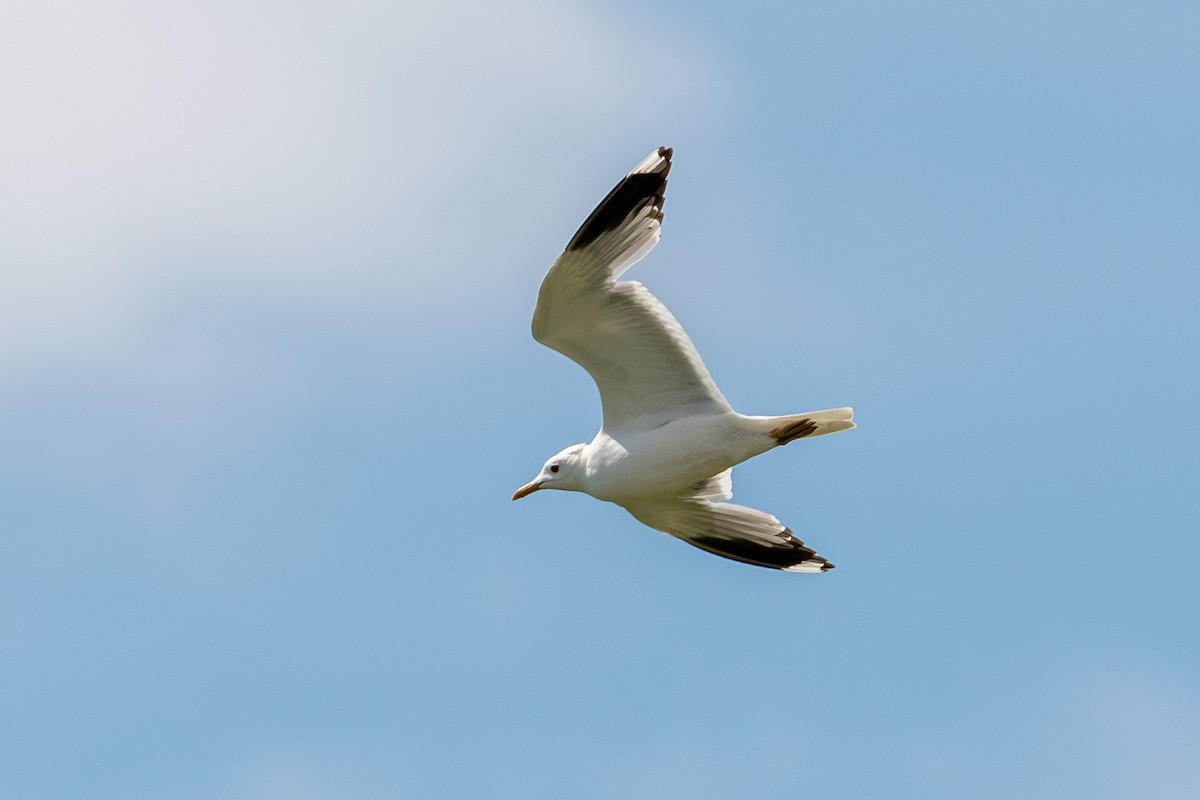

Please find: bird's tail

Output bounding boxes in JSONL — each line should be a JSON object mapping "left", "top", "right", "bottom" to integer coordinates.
{"left": 760, "top": 407, "right": 855, "bottom": 445}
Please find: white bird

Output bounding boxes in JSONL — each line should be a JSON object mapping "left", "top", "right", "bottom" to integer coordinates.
{"left": 513, "top": 147, "right": 854, "bottom": 572}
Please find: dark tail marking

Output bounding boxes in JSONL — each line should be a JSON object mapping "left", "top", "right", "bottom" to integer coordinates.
{"left": 770, "top": 417, "right": 818, "bottom": 445}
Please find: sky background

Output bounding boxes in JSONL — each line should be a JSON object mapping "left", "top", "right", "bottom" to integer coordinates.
{"left": 2, "top": 1, "right": 1198, "bottom": 797}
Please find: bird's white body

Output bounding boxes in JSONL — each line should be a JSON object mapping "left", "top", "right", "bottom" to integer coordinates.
{"left": 582, "top": 412, "right": 764, "bottom": 503}
{"left": 513, "top": 147, "right": 855, "bottom": 572}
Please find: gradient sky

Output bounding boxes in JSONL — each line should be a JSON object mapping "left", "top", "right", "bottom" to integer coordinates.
{"left": 3, "top": 1, "right": 1198, "bottom": 798}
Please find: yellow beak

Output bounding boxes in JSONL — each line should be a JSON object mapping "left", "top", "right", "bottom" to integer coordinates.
{"left": 511, "top": 480, "right": 543, "bottom": 501}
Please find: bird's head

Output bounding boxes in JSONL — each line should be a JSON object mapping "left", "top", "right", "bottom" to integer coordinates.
{"left": 512, "top": 443, "right": 587, "bottom": 500}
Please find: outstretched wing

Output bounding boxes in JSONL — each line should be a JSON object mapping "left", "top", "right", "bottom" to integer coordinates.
{"left": 624, "top": 496, "right": 835, "bottom": 573}
{"left": 531, "top": 147, "right": 731, "bottom": 435}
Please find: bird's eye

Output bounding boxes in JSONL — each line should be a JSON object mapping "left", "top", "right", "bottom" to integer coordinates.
{"left": 550, "top": 464, "right": 560, "bottom": 473}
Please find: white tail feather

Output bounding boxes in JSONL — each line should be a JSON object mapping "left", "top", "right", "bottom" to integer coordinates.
{"left": 750, "top": 406, "right": 855, "bottom": 444}
{"left": 794, "top": 406, "right": 855, "bottom": 436}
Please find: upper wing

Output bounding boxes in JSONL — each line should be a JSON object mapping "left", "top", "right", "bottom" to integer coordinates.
{"left": 531, "top": 147, "right": 731, "bottom": 434}
{"left": 624, "top": 496, "right": 835, "bottom": 573}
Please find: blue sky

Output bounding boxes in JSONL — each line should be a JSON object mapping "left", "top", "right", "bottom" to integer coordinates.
{"left": 2, "top": 1, "right": 1198, "bottom": 797}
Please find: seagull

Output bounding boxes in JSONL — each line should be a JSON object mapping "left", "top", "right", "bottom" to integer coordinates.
{"left": 513, "top": 147, "right": 854, "bottom": 572}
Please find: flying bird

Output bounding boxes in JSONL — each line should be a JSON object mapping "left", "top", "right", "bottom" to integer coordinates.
{"left": 513, "top": 147, "right": 854, "bottom": 572}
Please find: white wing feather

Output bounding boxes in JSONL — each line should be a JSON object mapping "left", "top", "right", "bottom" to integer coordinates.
{"left": 624, "top": 498, "right": 834, "bottom": 573}
{"left": 532, "top": 148, "right": 731, "bottom": 434}
{"left": 687, "top": 468, "right": 733, "bottom": 501}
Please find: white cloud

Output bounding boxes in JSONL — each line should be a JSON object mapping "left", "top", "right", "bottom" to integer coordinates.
{"left": 0, "top": 0, "right": 722, "bottom": 376}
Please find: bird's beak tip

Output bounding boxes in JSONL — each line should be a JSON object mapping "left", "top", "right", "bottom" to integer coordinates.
{"left": 512, "top": 481, "right": 542, "bottom": 501}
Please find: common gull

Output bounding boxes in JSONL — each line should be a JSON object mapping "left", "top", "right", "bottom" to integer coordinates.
{"left": 513, "top": 147, "right": 854, "bottom": 572}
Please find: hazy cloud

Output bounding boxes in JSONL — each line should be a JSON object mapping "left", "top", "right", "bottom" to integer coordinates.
{"left": 897, "top": 658, "right": 1200, "bottom": 800}
{"left": 0, "top": 0, "right": 719, "bottom": 376}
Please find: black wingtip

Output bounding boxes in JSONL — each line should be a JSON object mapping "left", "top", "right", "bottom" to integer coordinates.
{"left": 684, "top": 530, "right": 834, "bottom": 573}
{"left": 565, "top": 148, "right": 672, "bottom": 251}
